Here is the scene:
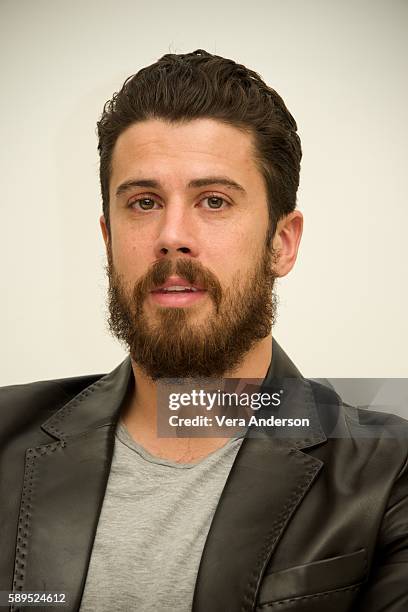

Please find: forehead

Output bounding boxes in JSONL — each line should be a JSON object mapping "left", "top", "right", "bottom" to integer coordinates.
{"left": 109, "top": 117, "right": 263, "bottom": 191}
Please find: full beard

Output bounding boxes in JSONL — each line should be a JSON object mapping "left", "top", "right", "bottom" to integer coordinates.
{"left": 106, "top": 243, "right": 278, "bottom": 380}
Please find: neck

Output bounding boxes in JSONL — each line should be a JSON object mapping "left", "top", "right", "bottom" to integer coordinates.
{"left": 121, "top": 335, "right": 273, "bottom": 463}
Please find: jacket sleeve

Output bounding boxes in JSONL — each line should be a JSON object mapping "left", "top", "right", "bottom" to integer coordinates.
{"left": 354, "top": 452, "right": 408, "bottom": 611}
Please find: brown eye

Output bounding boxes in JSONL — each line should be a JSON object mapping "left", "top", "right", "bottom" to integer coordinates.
{"left": 204, "top": 196, "right": 226, "bottom": 209}
{"left": 130, "top": 197, "right": 158, "bottom": 211}
{"left": 138, "top": 198, "right": 155, "bottom": 210}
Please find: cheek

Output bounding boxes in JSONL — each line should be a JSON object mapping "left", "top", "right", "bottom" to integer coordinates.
{"left": 110, "top": 229, "right": 152, "bottom": 279}
{"left": 209, "top": 237, "right": 260, "bottom": 290}
{"left": 227, "top": 225, "right": 265, "bottom": 261}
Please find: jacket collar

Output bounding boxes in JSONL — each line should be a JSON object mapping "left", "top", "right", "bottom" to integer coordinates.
{"left": 259, "top": 342, "right": 328, "bottom": 451}
{"left": 41, "top": 355, "right": 132, "bottom": 439}
{"left": 266, "top": 336, "right": 303, "bottom": 378}
{"left": 42, "top": 337, "right": 325, "bottom": 450}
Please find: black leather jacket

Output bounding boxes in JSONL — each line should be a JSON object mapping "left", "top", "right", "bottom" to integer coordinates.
{"left": 1, "top": 340, "right": 407, "bottom": 611}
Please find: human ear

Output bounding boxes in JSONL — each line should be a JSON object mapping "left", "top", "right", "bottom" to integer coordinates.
{"left": 99, "top": 214, "right": 110, "bottom": 248}
{"left": 271, "top": 211, "right": 303, "bottom": 277}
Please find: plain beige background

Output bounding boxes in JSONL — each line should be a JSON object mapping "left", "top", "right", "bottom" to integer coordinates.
{"left": 1, "top": 0, "right": 407, "bottom": 385}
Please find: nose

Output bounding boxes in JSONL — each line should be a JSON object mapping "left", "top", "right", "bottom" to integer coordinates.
{"left": 153, "top": 203, "right": 199, "bottom": 259}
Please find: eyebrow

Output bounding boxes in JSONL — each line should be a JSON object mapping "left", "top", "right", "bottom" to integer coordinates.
{"left": 115, "top": 176, "right": 247, "bottom": 197}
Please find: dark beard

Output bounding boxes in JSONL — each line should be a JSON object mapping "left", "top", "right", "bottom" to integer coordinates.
{"left": 106, "top": 244, "right": 278, "bottom": 380}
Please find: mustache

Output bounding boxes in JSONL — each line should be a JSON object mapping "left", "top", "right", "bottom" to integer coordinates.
{"left": 133, "top": 258, "right": 223, "bottom": 310}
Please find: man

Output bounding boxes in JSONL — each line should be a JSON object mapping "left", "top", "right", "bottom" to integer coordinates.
{"left": 0, "top": 49, "right": 407, "bottom": 612}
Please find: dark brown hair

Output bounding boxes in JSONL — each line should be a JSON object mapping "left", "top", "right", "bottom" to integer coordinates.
{"left": 97, "top": 49, "right": 302, "bottom": 241}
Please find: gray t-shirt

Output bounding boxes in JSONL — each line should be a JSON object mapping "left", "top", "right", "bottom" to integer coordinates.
{"left": 79, "top": 420, "right": 245, "bottom": 612}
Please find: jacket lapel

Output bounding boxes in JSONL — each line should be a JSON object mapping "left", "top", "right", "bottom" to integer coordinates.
{"left": 192, "top": 338, "right": 327, "bottom": 612}
{"left": 12, "top": 358, "right": 132, "bottom": 612}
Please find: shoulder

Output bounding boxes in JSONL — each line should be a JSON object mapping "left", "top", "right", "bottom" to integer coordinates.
{"left": 308, "top": 377, "right": 408, "bottom": 431}
{"left": 307, "top": 378, "right": 408, "bottom": 472}
{"left": 0, "top": 373, "right": 105, "bottom": 433}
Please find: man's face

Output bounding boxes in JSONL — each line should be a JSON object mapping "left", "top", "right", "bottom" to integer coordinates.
{"left": 102, "top": 118, "right": 278, "bottom": 379}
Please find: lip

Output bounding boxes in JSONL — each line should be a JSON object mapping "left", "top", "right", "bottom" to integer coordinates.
{"left": 151, "top": 276, "right": 205, "bottom": 291}
{"left": 150, "top": 276, "right": 207, "bottom": 308}
{"left": 149, "top": 290, "right": 207, "bottom": 307}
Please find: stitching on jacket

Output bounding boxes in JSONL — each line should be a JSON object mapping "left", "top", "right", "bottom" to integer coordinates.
{"left": 241, "top": 453, "right": 321, "bottom": 612}
{"left": 45, "top": 377, "right": 107, "bottom": 438}
{"left": 302, "top": 380, "right": 327, "bottom": 446}
{"left": 11, "top": 442, "right": 62, "bottom": 612}
{"left": 256, "top": 583, "right": 361, "bottom": 608}
{"left": 257, "top": 378, "right": 322, "bottom": 449}
{"left": 284, "top": 380, "right": 324, "bottom": 450}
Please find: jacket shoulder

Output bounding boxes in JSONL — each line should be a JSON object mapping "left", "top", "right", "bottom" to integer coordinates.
{"left": 308, "top": 378, "right": 408, "bottom": 466}
{"left": 0, "top": 373, "right": 105, "bottom": 434}
{"left": 308, "top": 377, "right": 408, "bottom": 430}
